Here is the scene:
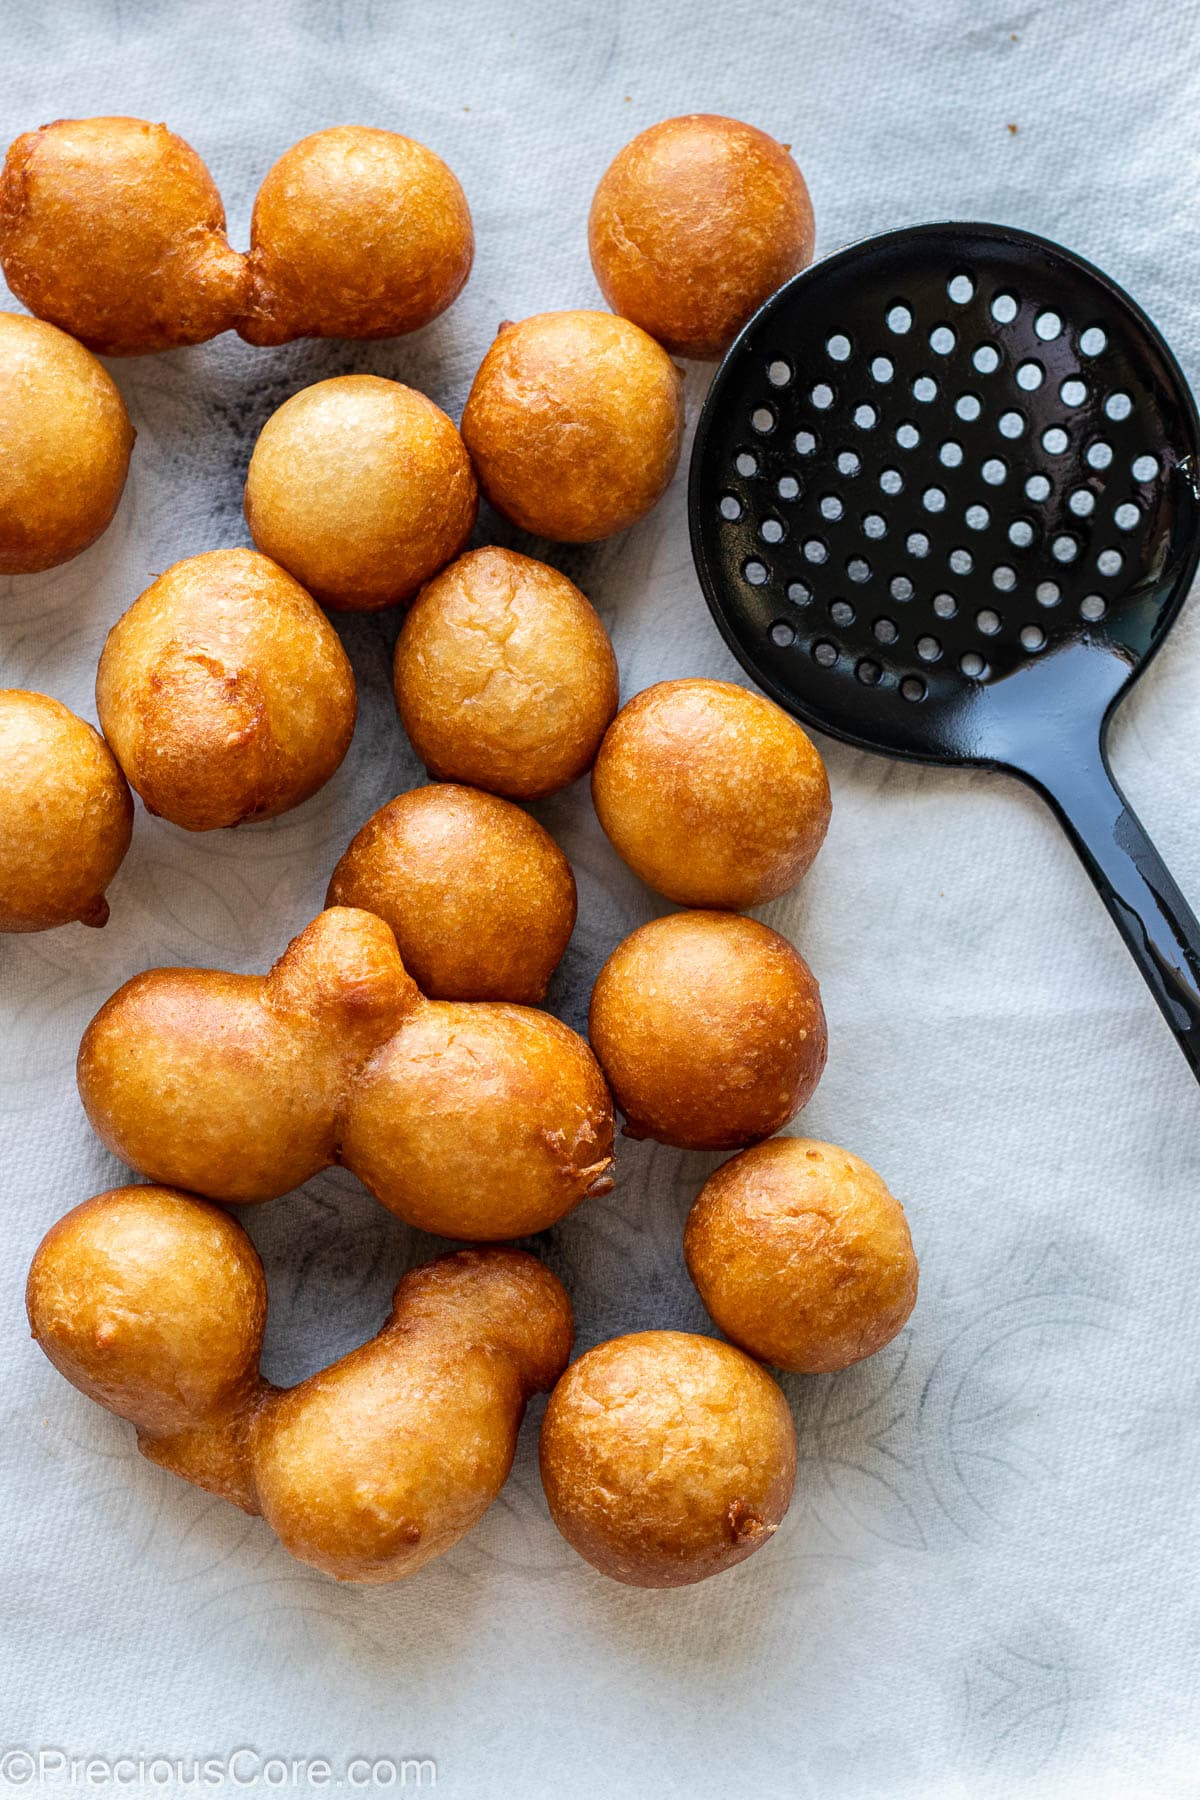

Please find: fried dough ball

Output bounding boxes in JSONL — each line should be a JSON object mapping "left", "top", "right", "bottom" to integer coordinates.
{"left": 460, "top": 311, "right": 683, "bottom": 542}
{"left": 0, "top": 313, "right": 134, "bottom": 575}
{"left": 592, "top": 678, "right": 830, "bottom": 908}
{"left": 0, "top": 691, "right": 132, "bottom": 932}
{"left": 326, "top": 783, "right": 577, "bottom": 1003}
{"left": 26, "top": 1187, "right": 267, "bottom": 1442}
{"left": 244, "top": 376, "right": 477, "bottom": 611}
{"left": 341, "top": 1001, "right": 615, "bottom": 1238}
{"left": 0, "top": 116, "right": 247, "bottom": 356}
{"left": 78, "top": 906, "right": 615, "bottom": 1234}
{"left": 239, "top": 126, "right": 473, "bottom": 346}
{"left": 393, "top": 549, "right": 619, "bottom": 798}
{"left": 685, "top": 1138, "right": 919, "bottom": 1374}
{"left": 540, "top": 1331, "right": 796, "bottom": 1587}
{"left": 588, "top": 114, "right": 815, "bottom": 359}
{"left": 95, "top": 547, "right": 356, "bottom": 831}
{"left": 252, "top": 1248, "right": 572, "bottom": 1580}
{"left": 29, "top": 1190, "right": 573, "bottom": 1582}
{"left": 588, "top": 911, "right": 826, "bottom": 1149}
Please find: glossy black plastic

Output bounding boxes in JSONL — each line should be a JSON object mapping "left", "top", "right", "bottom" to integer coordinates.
{"left": 689, "top": 223, "right": 1200, "bottom": 1077}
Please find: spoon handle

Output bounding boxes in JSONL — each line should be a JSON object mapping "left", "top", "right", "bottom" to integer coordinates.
{"left": 1018, "top": 734, "right": 1200, "bottom": 1082}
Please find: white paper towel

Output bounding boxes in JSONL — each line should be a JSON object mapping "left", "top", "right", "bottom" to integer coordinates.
{"left": 3, "top": 1, "right": 1200, "bottom": 1795}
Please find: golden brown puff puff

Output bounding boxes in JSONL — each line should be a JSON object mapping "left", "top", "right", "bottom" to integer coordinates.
{"left": 239, "top": 126, "right": 473, "bottom": 345}
{"left": 95, "top": 547, "right": 357, "bottom": 831}
{"left": 0, "top": 690, "right": 132, "bottom": 932}
{"left": 341, "top": 1000, "right": 615, "bottom": 1239}
{"left": 252, "top": 1249, "right": 573, "bottom": 1582}
{"left": 685, "top": 1137, "right": 919, "bottom": 1374}
{"left": 588, "top": 114, "right": 814, "bottom": 360}
{"left": 326, "top": 783, "right": 578, "bottom": 1004}
{"left": 393, "top": 548, "right": 619, "bottom": 799}
{"left": 77, "top": 906, "right": 615, "bottom": 1234}
{"left": 588, "top": 910, "right": 826, "bottom": 1150}
{"left": 26, "top": 1187, "right": 267, "bottom": 1445}
{"left": 540, "top": 1330, "right": 797, "bottom": 1587}
{"left": 244, "top": 375, "right": 477, "bottom": 611}
{"left": 591, "top": 678, "right": 830, "bottom": 909}
{"left": 0, "top": 116, "right": 247, "bottom": 356}
{"left": 28, "top": 1192, "right": 573, "bottom": 1581}
{"left": 76, "top": 908, "right": 421, "bottom": 1206}
{"left": 0, "top": 313, "right": 134, "bottom": 575}
{"left": 460, "top": 311, "right": 683, "bottom": 542}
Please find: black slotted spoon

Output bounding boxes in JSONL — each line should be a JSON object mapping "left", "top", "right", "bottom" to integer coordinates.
{"left": 689, "top": 222, "right": 1200, "bottom": 1078}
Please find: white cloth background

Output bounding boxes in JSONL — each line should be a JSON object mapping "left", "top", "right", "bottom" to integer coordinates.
{"left": 3, "top": 2, "right": 1199, "bottom": 1795}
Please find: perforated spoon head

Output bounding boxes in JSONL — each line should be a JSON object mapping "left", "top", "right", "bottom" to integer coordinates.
{"left": 689, "top": 223, "right": 1200, "bottom": 771}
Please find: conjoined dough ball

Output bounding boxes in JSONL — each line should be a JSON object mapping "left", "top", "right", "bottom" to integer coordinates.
{"left": 327, "top": 783, "right": 577, "bottom": 1003}
{"left": 0, "top": 313, "right": 133, "bottom": 576}
{"left": 26, "top": 1187, "right": 266, "bottom": 1438}
{"left": 244, "top": 375, "right": 477, "bottom": 611}
{"left": 29, "top": 1191, "right": 575, "bottom": 1584}
{"left": 685, "top": 1138, "right": 919, "bottom": 1374}
{"left": 0, "top": 690, "right": 133, "bottom": 932}
{"left": 0, "top": 116, "right": 247, "bottom": 356}
{"left": 592, "top": 678, "right": 830, "bottom": 908}
{"left": 540, "top": 1331, "right": 797, "bottom": 1587}
{"left": 588, "top": 911, "right": 826, "bottom": 1150}
{"left": 96, "top": 547, "right": 356, "bottom": 831}
{"left": 394, "top": 549, "right": 619, "bottom": 798}
{"left": 240, "top": 126, "right": 473, "bottom": 345}
{"left": 461, "top": 311, "right": 683, "bottom": 542}
{"left": 77, "top": 907, "right": 616, "bottom": 1234}
{"left": 589, "top": 114, "right": 815, "bottom": 359}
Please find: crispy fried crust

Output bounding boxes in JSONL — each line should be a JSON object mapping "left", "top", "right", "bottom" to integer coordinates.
{"left": 0, "top": 117, "right": 247, "bottom": 356}
{"left": 394, "top": 548, "right": 619, "bottom": 798}
{"left": 540, "top": 1331, "right": 796, "bottom": 1586}
{"left": 96, "top": 547, "right": 357, "bottom": 830}
{"left": 588, "top": 910, "right": 827, "bottom": 1150}
{"left": 685, "top": 1137, "right": 919, "bottom": 1373}
{"left": 244, "top": 376, "right": 477, "bottom": 611}
{"left": 592, "top": 678, "right": 830, "bottom": 908}
{"left": 588, "top": 113, "right": 814, "bottom": 359}
{"left": 327, "top": 783, "right": 578, "bottom": 1002}
{"left": 0, "top": 312, "right": 134, "bottom": 574}
{"left": 0, "top": 690, "right": 132, "bottom": 932}
{"left": 0, "top": 118, "right": 472, "bottom": 355}
{"left": 461, "top": 311, "right": 683, "bottom": 542}
{"left": 239, "top": 126, "right": 473, "bottom": 344}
